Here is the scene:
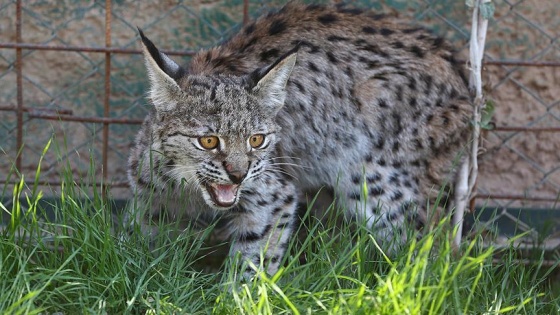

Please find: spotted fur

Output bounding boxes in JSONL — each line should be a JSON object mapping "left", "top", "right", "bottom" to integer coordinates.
{"left": 128, "top": 2, "right": 471, "bottom": 278}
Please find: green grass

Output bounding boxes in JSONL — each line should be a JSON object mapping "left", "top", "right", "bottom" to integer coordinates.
{"left": 1, "top": 143, "right": 559, "bottom": 314}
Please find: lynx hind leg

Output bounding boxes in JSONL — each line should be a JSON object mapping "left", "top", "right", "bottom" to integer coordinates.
{"left": 230, "top": 174, "right": 298, "bottom": 279}
{"left": 337, "top": 160, "right": 424, "bottom": 253}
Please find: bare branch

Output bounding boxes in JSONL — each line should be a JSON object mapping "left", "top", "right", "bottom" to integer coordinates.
{"left": 453, "top": 0, "right": 490, "bottom": 248}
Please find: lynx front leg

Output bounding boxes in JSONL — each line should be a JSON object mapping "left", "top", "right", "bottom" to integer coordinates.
{"left": 229, "top": 175, "right": 298, "bottom": 279}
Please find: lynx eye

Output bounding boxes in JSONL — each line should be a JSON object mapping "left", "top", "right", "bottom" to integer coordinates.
{"left": 249, "top": 134, "right": 265, "bottom": 149}
{"left": 198, "top": 136, "right": 219, "bottom": 150}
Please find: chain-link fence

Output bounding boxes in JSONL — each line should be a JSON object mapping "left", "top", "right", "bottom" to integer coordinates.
{"left": 1, "top": 0, "right": 559, "bottom": 249}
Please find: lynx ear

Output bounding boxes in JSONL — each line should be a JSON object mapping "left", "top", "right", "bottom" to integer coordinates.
{"left": 138, "top": 28, "right": 184, "bottom": 112}
{"left": 249, "top": 47, "right": 297, "bottom": 115}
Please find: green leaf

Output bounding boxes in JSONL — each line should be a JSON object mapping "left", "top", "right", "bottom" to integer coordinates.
{"left": 480, "top": 100, "right": 495, "bottom": 130}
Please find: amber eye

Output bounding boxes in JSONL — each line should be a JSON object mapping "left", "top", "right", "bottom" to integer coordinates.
{"left": 198, "top": 136, "right": 219, "bottom": 150}
{"left": 249, "top": 134, "right": 265, "bottom": 148}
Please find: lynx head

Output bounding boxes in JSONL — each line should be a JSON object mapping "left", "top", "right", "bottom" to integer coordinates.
{"left": 138, "top": 29, "right": 297, "bottom": 210}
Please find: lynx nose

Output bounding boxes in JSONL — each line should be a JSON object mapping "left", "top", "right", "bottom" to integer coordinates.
{"left": 223, "top": 161, "right": 247, "bottom": 184}
{"left": 227, "top": 170, "right": 246, "bottom": 184}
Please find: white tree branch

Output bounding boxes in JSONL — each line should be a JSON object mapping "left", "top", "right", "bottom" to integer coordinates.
{"left": 453, "top": 0, "right": 489, "bottom": 248}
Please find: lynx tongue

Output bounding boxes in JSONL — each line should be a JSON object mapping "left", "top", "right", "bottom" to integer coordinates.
{"left": 207, "top": 183, "right": 239, "bottom": 207}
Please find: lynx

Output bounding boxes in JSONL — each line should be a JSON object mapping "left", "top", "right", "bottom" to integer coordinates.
{"left": 128, "top": 2, "right": 471, "bottom": 278}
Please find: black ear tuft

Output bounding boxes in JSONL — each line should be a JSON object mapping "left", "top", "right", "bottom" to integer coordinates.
{"left": 137, "top": 27, "right": 183, "bottom": 80}
{"left": 138, "top": 28, "right": 164, "bottom": 72}
{"left": 245, "top": 46, "right": 297, "bottom": 115}
{"left": 246, "top": 45, "right": 300, "bottom": 89}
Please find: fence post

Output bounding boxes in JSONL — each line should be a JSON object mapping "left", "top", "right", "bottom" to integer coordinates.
{"left": 102, "top": 0, "right": 112, "bottom": 198}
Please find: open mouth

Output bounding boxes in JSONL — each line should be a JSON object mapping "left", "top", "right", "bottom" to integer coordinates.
{"left": 203, "top": 182, "right": 240, "bottom": 208}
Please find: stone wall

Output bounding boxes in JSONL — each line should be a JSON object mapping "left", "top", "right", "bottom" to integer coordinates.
{"left": 0, "top": 0, "right": 558, "bottom": 210}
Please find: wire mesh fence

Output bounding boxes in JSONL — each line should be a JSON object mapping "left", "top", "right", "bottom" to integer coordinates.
{"left": 0, "top": 0, "right": 559, "bottom": 246}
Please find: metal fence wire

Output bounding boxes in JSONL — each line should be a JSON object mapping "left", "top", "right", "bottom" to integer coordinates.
{"left": 0, "top": 0, "right": 559, "bottom": 247}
